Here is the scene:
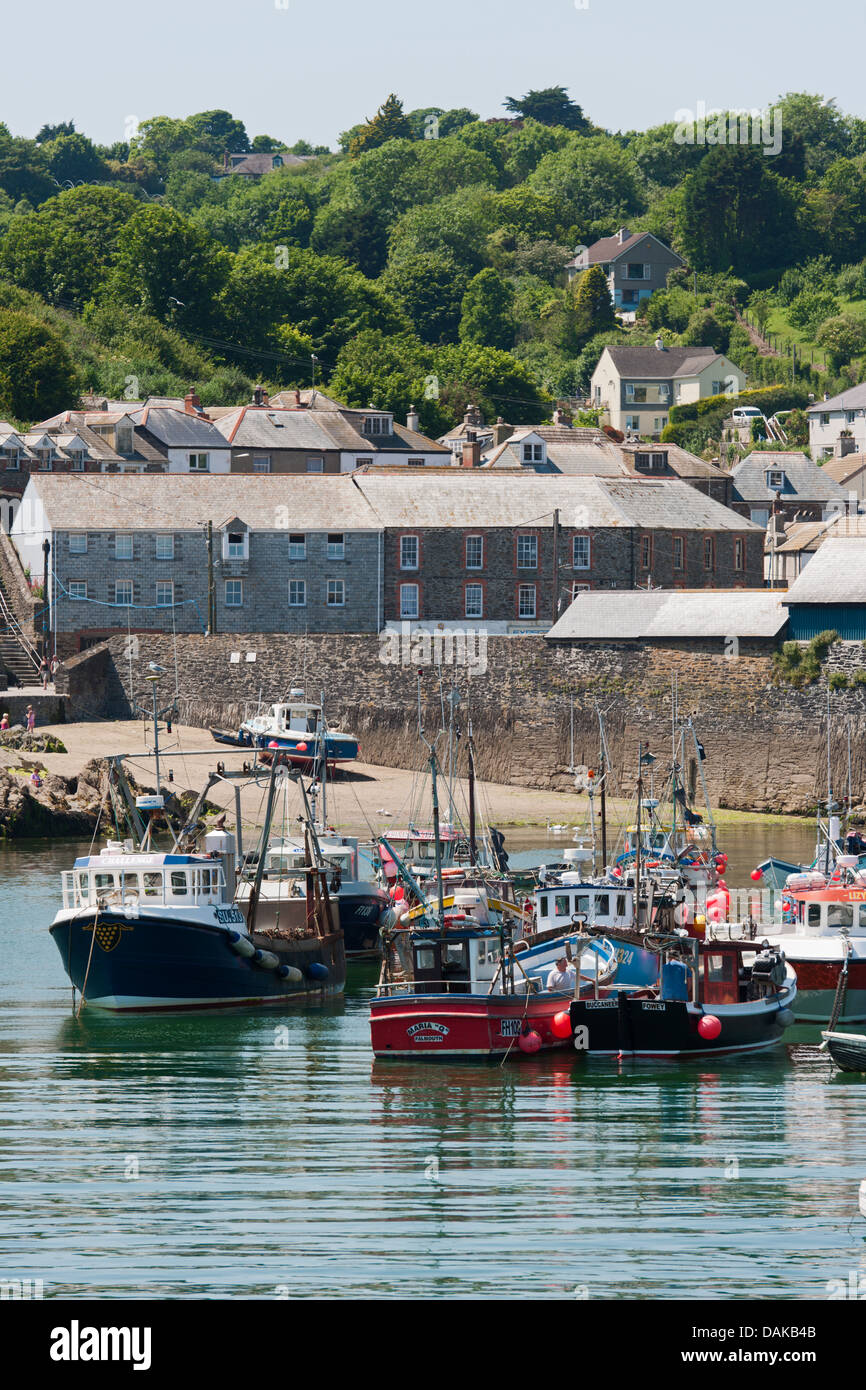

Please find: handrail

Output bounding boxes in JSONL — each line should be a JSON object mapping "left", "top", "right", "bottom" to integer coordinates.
{"left": 0, "top": 579, "right": 41, "bottom": 669}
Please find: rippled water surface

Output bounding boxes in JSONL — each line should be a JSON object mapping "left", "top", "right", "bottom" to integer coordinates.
{"left": 2, "top": 829, "right": 865, "bottom": 1300}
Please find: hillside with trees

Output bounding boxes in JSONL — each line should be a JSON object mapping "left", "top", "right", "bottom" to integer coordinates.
{"left": 2, "top": 89, "right": 866, "bottom": 441}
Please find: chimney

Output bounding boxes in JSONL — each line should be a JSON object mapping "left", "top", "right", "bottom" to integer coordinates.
{"left": 184, "top": 390, "right": 205, "bottom": 416}
{"left": 492, "top": 416, "right": 512, "bottom": 447}
{"left": 462, "top": 430, "right": 480, "bottom": 468}
{"left": 294, "top": 388, "right": 302, "bottom": 407}
{"left": 618, "top": 227, "right": 631, "bottom": 243}
{"left": 406, "top": 403, "right": 419, "bottom": 432}
{"left": 253, "top": 385, "right": 264, "bottom": 406}
{"left": 552, "top": 405, "right": 573, "bottom": 427}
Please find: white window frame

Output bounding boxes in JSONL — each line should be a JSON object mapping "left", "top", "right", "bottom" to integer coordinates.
{"left": 288, "top": 579, "right": 306, "bottom": 607}
{"left": 115, "top": 533, "right": 133, "bottom": 560}
{"left": 288, "top": 534, "right": 306, "bottom": 560}
{"left": 399, "top": 583, "right": 419, "bottom": 620}
{"left": 306, "top": 457, "right": 324, "bottom": 474}
{"left": 573, "top": 535, "right": 590, "bottom": 570}
{"left": 155, "top": 580, "right": 174, "bottom": 607}
{"left": 518, "top": 584, "right": 536, "bottom": 620}
{"left": 400, "top": 535, "right": 419, "bottom": 570}
{"left": 68, "top": 580, "right": 87, "bottom": 600}
{"left": 327, "top": 578, "right": 345, "bottom": 608}
{"left": 223, "top": 530, "right": 249, "bottom": 561}
{"left": 465, "top": 584, "right": 483, "bottom": 619}
{"left": 673, "top": 536, "right": 684, "bottom": 571}
{"left": 767, "top": 470, "right": 784, "bottom": 490}
{"left": 69, "top": 533, "right": 87, "bottom": 554}
{"left": 327, "top": 533, "right": 345, "bottom": 560}
{"left": 114, "top": 580, "right": 133, "bottom": 605}
{"left": 155, "top": 534, "right": 174, "bottom": 560}
{"left": 253, "top": 455, "right": 271, "bottom": 474}
{"left": 225, "top": 579, "right": 243, "bottom": 607}
{"left": 517, "top": 534, "right": 537, "bottom": 569}
{"left": 466, "top": 535, "right": 483, "bottom": 570}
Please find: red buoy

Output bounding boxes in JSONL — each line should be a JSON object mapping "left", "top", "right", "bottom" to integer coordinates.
{"left": 750, "top": 868, "right": 763, "bottom": 882}
{"left": 698, "top": 1014, "right": 722, "bottom": 1040}
{"left": 550, "top": 1011, "right": 572, "bottom": 1039}
{"left": 518, "top": 1029, "right": 543, "bottom": 1054}
{"left": 296, "top": 741, "right": 308, "bottom": 752}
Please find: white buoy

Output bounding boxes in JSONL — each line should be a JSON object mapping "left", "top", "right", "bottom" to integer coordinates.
{"left": 859, "top": 1179, "right": 866, "bottom": 1219}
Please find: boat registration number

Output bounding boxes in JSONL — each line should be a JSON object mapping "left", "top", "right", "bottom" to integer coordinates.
{"left": 500, "top": 1019, "right": 523, "bottom": 1036}
{"left": 585, "top": 999, "right": 617, "bottom": 1009}
{"left": 216, "top": 907, "right": 245, "bottom": 925}
{"left": 641, "top": 1001, "right": 667, "bottom": 1012}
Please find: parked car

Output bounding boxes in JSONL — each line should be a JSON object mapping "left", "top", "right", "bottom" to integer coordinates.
{"left": 731, "top": 406, "right": 764, "bottom": 421}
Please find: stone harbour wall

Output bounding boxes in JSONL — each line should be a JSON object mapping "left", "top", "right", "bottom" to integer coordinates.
{"left": 59, "top": 631, "right": 866, "bottom": 815}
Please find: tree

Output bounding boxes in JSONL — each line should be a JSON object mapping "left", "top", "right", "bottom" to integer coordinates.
{"left": 1, "top": 185, "right": 140, "bottom": 304}
{"left": 387, "top": 188, "right": 497, "bottom": 277}
{"left": 310, "top": 204, "right": 388, "bottom": 277}
{"left": 679, "top": 145, "right": 801, "bottom": 274}
{"left": 557, "top": 265, "right": 614, "bottom": 352}
{"left": 459, "top": 269, "right": 515, "bottom": 350}
{"left": 435, "top": 341, "right": 550, "bottom": 425}
{"left": 106, "top": 204, "right": 230, "bottom": 330}
{"left": 816, "top": 313, "right": 866, "bottom": 371}
{"left": 0, "top": 123, "right": 53, "bottom": 204}
{"left": 806, "top": 159, "right": 866, "bottom": 264}
{"left": 529, "top": 134, "right": 644, "bottom": 223}
{"left": 382, "top": 253, "right": 469, "bottom": 343}
{"left": 681, "top": 307, "right": 732, "bottom": 355}
{"left": 349, "top": 94, "right": 412, "bottom": 158}
{"left": 775, "top": 93, "right": 852, "bottom": 177}
{"left": 36, "top": 120, "right": 76, "bottom": 143}
{"left": 0, "top": 309, "right": 77, "bottom": 421}
{"left": 328, "top": 329, "right": 452, "bottom": 435}
{"left": 42, "top": 133, "right": 107, "bottom": 185}
{"left": 504, "top": 86, "right": 590, "bottom": 132}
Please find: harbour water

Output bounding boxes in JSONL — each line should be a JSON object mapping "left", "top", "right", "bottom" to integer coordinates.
{"left": 2, "top": 824, "right": 866, "bottom": 1300}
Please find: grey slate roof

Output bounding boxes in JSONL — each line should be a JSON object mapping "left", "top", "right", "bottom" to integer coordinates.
{"left": 356, "top": 475, "right": 756, "bottom": 531}
{"left": 730, "top": 452, "right": 846, "bottom": 505}
{"left": 602, "top": 346, "right": 720, "bottom": 379}
{"left": 782, "top": 538, "right": 866, "bottom": 605}
{"left": 806, "top": 384, "right": 866, "bottom": 414}
{"left": 21, "top": 474, "right": 381, "bottom": 533}
{"left": 129, "top": 407, "right": 228, "bottom": 450}
{"left": 580, "top": 230, "right": 685, "bottom": 267}
{"left": 485, "top": 427, "right": 727, "bottom": 481}
{"left": 547, "top": 589, "right": 788, "bottom": 641}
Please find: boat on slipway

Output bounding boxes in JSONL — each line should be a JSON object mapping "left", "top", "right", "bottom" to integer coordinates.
{"left": 212, "top": 689, "right": 360, "bottom": 769}
{"left": 49, "top": 760, "right": 345, "bottom": 1013}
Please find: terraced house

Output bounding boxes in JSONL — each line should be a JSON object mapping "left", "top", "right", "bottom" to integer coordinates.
{"left": 7, "top": 472, "right": 762, "bottom": 655}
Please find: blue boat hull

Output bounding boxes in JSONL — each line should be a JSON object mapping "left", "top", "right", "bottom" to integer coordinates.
{"left": 49, "top": 910, "right": 345, "bottom": 1012}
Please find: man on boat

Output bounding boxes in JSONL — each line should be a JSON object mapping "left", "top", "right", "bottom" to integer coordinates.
{"left": 546, "top": 956, "right": 576, "bottom": 992}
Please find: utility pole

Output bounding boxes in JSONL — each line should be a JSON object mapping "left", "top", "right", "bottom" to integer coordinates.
{"left": 206, "top": 521, "right": 215, "bottom": 635}
{"left": 552, "top": 507, "right": 560, "bottom": 623}
{"left": 41, "top": 538, "right": 50, "bottom": 658}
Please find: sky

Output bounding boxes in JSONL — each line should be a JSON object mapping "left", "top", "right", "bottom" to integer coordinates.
{"left": 4, "top": 0, "right": 866, "bottom": 148}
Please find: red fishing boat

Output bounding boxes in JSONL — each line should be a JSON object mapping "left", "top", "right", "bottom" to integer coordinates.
{"left": 371, "top": 914, "right": 617, "bottom": 1060}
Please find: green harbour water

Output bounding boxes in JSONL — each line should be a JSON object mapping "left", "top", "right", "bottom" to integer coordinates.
{"left": 1, "top": 824, "right": 866, "bottom": 1300}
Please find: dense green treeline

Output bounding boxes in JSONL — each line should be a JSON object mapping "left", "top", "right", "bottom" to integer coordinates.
{"left": 2, "top": 88, "right": 866, "bottom": 441}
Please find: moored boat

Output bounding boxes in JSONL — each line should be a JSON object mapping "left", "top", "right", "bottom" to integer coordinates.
{"left": 216, "top": 689, "right": 360, "bottom": 769}
{"left": 821, "top": 1030, "right": 866, "bottom": 1073}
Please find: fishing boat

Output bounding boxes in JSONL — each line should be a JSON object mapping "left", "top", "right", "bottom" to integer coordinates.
{"left": 372, "top": 908, "right": 617, "bottom": 1060}
{"left": 709, "top": 860, "right": 866, "bottom": 1024}
{"left": 49, "top": 758, "right": 345, "bottom": 1013}
{"left": 821, "top": 1030, "right": 866, "bottom": 1073}
{"left": 212, "top": 689, "right": 359, "bottom": 769}
{"left": 567, "top": 936, "right": 797, "bottom": 1059}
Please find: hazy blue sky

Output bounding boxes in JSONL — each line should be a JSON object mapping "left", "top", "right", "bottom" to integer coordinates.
{"left": 5, "top": 0, "right": 866, "bottom": 147}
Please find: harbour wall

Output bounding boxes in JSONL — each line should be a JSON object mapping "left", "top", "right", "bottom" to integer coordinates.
{"left": 54, "top": 632, "right": 866, "bottom": 815}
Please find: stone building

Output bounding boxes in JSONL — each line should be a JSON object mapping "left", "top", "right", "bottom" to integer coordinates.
{"left": 354, "top": 474, "right": 763, "bottom": 631}
{"left": 12, "top": 475, "right": 382, "bottom": 654}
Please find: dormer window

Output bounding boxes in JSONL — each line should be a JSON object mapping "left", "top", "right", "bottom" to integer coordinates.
{"left": 222, "top": 527, "right": 249, "bottom": 561}
{"left": 766, "top": 469, "right": 784, "bottom": 491}
{"left": 522, "top": 442, "right": 544, "bottom": 464}
{"left": 37, "top": 448, "right": 54, "bottom": 470}
{"left": 634, "top": 451, "right": 667, "bottom": 472}
{"left": 1, "top": 448, "right": 19, "bottom": 470}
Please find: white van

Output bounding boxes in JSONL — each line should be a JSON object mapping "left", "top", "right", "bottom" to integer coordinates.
{"left": 731, "top": 406, "right": 764, "bottom": 421}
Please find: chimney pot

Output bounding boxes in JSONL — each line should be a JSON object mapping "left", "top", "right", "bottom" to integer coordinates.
{"left": 406, "top": 403, "right": 419, "bottom": 432}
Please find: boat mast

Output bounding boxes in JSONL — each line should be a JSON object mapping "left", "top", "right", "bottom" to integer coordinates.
{"left": 671, "top": 674, "right": 677, "bottom": 852}
{"left": 825, "top": 680, "right": 833, "bottom": 876}
{"left": 417, "top": 672, "right": 446, "bottom": 927}
{"left": 635, "top": 743, "right": 643, "bottom": 926}
{"left": 467, "top": 712, "right": 478, "bottom": 867}
{"left": 598, "top": 705, "right": 608, "bottom": 870}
